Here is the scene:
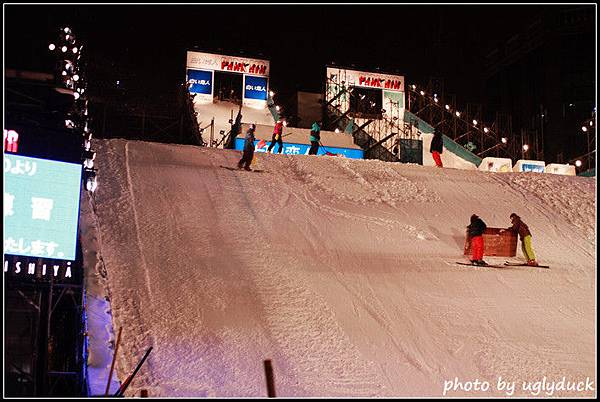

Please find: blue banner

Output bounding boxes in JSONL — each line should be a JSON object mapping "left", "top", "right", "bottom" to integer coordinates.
{"left": 4, "top": 154, "right": 82, "bottom": 260}
{"left": 244, "top": 75, "right": 268, "bottom": 100}
{"left": 521, "top": 163, "right": 545, "bottom": 173}
{"left": 187, "top": 69, "right": 213, "bottom": 95}
{"left": 235, "top": 138, "right": 364, "bottom": 159}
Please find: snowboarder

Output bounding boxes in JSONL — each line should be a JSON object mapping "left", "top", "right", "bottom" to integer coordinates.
{"left": 308, "top": 121, "right": 321, "bottom": 155}
{"left": 430, "top": 130, "right": 444, "bottom": 167}
{"left": 267, "top": 120, "right": 284, "bottom": 154}
{"left": 238, "top": 124, "right": 257, "bottom": 171}
{"left": 467, "top": 214, "right": 487, "bottom": 266}
{"left": 501, "top": 213, "right": 538, "bottom": 266}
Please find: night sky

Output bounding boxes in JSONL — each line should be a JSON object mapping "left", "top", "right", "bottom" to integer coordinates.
{"left": 6, "top": 4, "right": 545, "bottom": 107}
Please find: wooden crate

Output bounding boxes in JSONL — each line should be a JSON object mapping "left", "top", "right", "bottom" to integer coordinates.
{"left": 464, "top": 227, "right": 517, "bottom": 257}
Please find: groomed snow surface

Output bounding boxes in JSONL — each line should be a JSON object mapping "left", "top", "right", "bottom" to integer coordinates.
{"left": 82, "top": 139, "right": 596, "bottom": 398}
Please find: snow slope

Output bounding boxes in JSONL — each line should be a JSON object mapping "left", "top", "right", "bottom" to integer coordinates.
{"left": 82, "top": 139, "right": 596, "bottom": 398}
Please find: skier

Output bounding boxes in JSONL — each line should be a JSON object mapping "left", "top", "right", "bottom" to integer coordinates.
{"left": 267, "top": 120, "right": 284, "bottom": 154}
{"left": 467, "top": 214, "right": 487, "bottom": 266}
{"left": 308, "top": 121, "right": 321, "bottom": 155}
{"left": 238, "top": 124, "right": 257, "bottom": 171}
{"left": 430, "top": 130, "right": 444, "bottom": 167}
{"left": 501, "top": 213, "right": 538, "bottom": 266}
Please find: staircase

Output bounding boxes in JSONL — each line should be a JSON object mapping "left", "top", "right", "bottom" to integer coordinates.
{"left": 324, "top": 74, "right": 419, "bottom": 162}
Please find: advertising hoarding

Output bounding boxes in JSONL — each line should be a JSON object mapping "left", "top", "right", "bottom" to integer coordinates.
{"left": 4, "top": 154, "right": 82, "bottom": 261}
{"left": 244, "top": 75, "right": 268, "bottom": 101}
{"left": 187, "top": 51, "right": 270, "bottom": 77}
{"left": 235, "top": 138, "right": 364, "bottom": 159}
{"left": 187, "top": 69, "right": 213, "bottom": 95}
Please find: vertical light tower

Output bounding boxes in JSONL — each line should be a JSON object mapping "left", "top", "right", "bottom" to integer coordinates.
{"left": 49, "top": 26, "right": 97, "bottom": 192}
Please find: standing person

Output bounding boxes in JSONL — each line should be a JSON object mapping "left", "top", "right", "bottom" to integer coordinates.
{"left": 467, "top": 214, "right": 487, "bottom": 266}
{"left": 501, "top": 213, "right": 538, "bottom": 266}
{"left": 238, "top": 124, "right": 257, "bottom": 171}
{"left": 267, "top": 120, "right": 284, "bottom": 154}
{"left": 430, "top": 130, "right": 444, "bottom": 167}
{"left": 308, "top": 121, "right": 321, "bottom": 155}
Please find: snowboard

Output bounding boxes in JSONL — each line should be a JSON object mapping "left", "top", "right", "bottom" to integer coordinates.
{"left": 220, "top": 165, "right": 267, "bottom": 173}
{"left": 504, "top": 261, "right": 550, "bottom": 269}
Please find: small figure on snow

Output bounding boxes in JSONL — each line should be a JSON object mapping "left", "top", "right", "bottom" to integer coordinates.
{"left": 430, "top": 129, "right": 444, "bottom": 168}
{"left": 308, "top": 121, "right": 321, "bottom": 155}
{"left": 267, "top": 120, "right": 284, "bottom": 154}
{"left": 467, "top": 214, "right": 487, "bottom": 266}
{"left": 501, "top": 213, "right": 538, "bottom": 266}
{"left": 238, "top": 124, "right": 257, "bottom": 171}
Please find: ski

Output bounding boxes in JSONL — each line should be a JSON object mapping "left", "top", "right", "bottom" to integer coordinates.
{"left": 455, "top": 262, "right": 507, "bottom": 268}
{"left": 504, "top": 261, "right": 550, "bottom": 269}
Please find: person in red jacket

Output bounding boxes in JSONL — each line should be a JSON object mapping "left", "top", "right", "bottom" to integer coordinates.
{"left": 267, "top": 120, "right": 284, "bottom": 154}
{"left": 467, "top": 214, "right": 487, "bottom": 266}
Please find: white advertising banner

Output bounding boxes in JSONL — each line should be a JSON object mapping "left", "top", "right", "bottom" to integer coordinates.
{"left": 326, "top": 67, "right": 404, "bottom": 92}
{"left": 187, "top": 51, "right": 270, "bottom": 77}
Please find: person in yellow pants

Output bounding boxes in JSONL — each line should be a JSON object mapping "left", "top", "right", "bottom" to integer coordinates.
{"left": 502, "top": 213, "right": 538, "bottom": 266}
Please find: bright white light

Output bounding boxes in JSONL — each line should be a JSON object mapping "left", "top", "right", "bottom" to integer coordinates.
{"left": 282, "top": 121, "right": 287, "bottom": 127}
{"left": 472, "top": 119, "right": 478, "bottom": 125}
{"left": 575, "top": 160, "right": 582, "bottom": 167}
{"left": 73, "top": 74, "right": 80, "bottom": 81}
{"left": 269, "top": 90, "right": 274, "bottom": 97}
{"left": 275, "top": 105, "right": 280, "bottom": 111}
{"left": 84, "top": 158, "right": 94, "bottom": 169}
{"left": 445, "top": 104, "right": 450, "bottom": 110}
{"left": 581, "top": 126, "right": 587, "bottom": 132}
{"left": 74, "top": 92, "right": 80, "bottom": 100}
{"left": 590, "top": 121, "right": 593, "bottom": 126}
{"left": 501, "top": 137, "right": 508, "bottom": 144}
{"left": 523, "top": 144, "right": 529, "bottom": 152}
{"left": 72, "top": 47, "right": 78, "bottom": 54}
{"left": 64, "top": 27, "right": 71, "bottom": 34}
{"left": 455, "top": 111, "right": 461, "bottom": 117}
{"left": 62, "top": 70, "right": 67, "bottom": 76}
{"left": 483, "top": 127, "right": 489, "bottom": 133}
{"left": 420, "top": 90, "right": 425, "bottom": 96}
{"left": 434, "top": 98, "right": 438, "bottom": 103}
{"left": 335, "top": 128, "right": 340, "bottom": 133}
{"left": 61, "top": 46, "right": 68, "bottom": 52}
{"left": 86, "top": 176, "right": 97, "bottom": 192}
{"left": 49, "top": 43, "right": 56, "bottom": 51}
{"left": 65, "top": 119, "right": 74, "bottom": 128}
{"left": 84, "top": 139, "right": 91, "bottom": 151}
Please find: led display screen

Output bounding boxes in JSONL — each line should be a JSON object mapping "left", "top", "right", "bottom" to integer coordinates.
{"left": 4, "top": 154, "right": 82, "bottom": 261}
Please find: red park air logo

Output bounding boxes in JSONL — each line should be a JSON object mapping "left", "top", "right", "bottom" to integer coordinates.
{"left": 221, "top": 60, "right": 267, "bottom": 75}
{"left": 358, "top": 76, "right": 402, "bottom": 90}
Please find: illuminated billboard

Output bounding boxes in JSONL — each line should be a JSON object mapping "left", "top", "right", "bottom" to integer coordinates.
{"left": 244, "top": 75, "right": 268, "bottom": 100}
{"left": 4, "top": 154, "right": 82, "bottom": 261}
{"left": 187, "top": 69, "right": 213, "bottom": 95}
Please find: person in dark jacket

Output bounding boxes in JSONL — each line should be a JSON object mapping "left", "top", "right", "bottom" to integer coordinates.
{"left": 238, "top": 124, "right": 257, "bottom": 171}
{"left": 430, "top": 130, "right": 444, "bottom": 167}
{"left": 467, "top": 214, "right": 487, "bottom": 265}
{"left": 308, "top": 121, "right": 321, "bottom": 155}
{"left": 501, "top": 213, "right": 538, "bottom": 266}
{"left": 267, "top": 120, "right": 284, "bottom": 154}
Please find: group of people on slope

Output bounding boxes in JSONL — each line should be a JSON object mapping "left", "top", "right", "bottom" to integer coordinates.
{"left": 467, "top": 213, "right": 538, "bottom": 266}
{"left": 237, "top": 120, "right": 323, "bottom": 170}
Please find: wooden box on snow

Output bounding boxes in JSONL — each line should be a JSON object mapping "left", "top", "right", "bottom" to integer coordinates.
{"left": 463, "top": 227, "right": 517, "bottom": 257}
